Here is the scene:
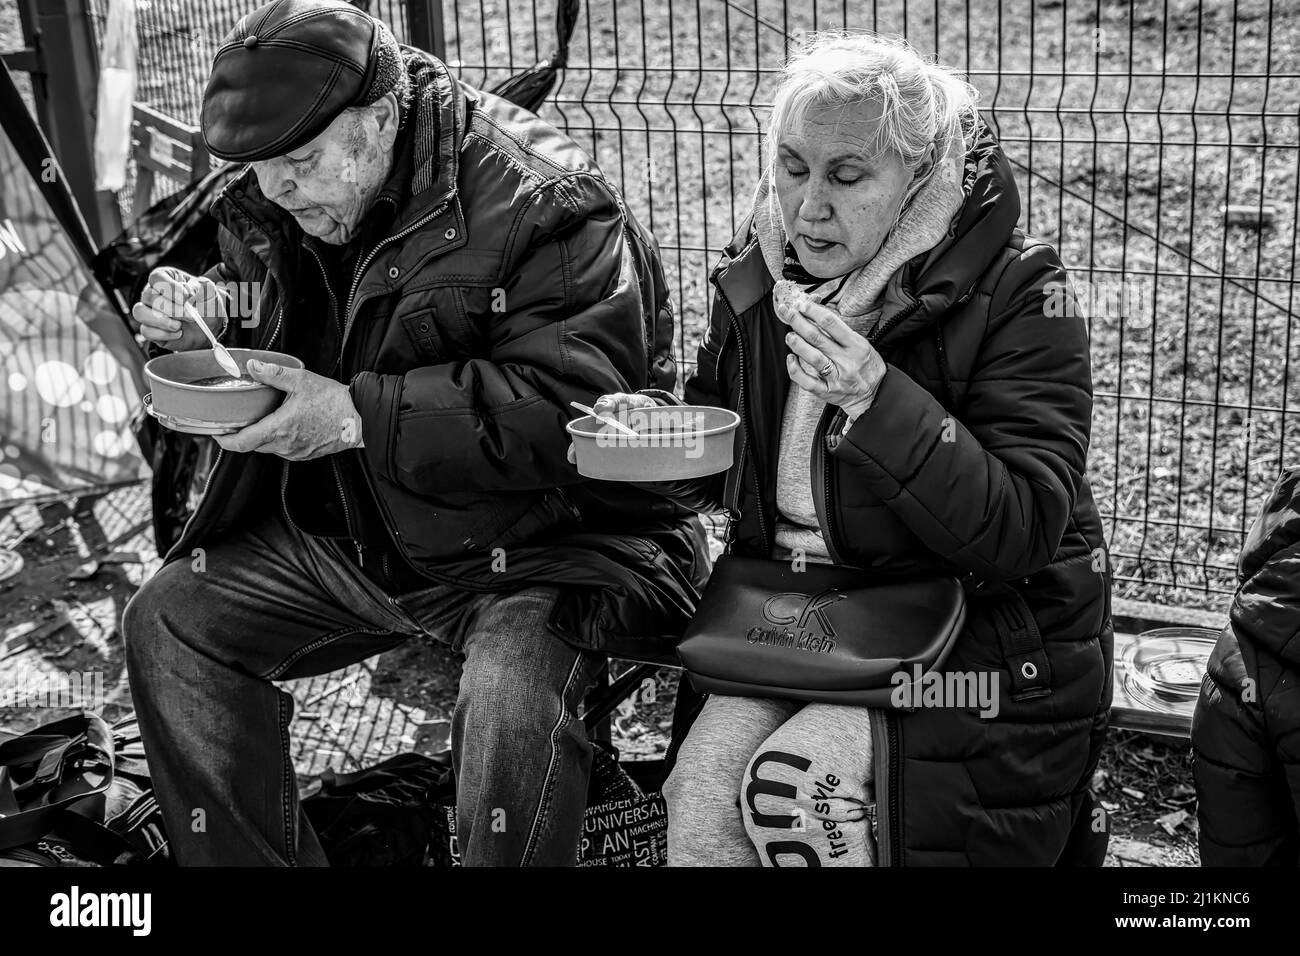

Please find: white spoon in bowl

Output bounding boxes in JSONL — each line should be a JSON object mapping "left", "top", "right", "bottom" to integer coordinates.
{"left": 569, "top": 400, "right": 639, "bottom": 437}
{"left": 182, "top": 294, "right": 241, "bottom": 379}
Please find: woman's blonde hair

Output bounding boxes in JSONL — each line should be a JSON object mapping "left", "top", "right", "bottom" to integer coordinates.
{"left": 766, "top": 31, "right": 981, "bottom": 204}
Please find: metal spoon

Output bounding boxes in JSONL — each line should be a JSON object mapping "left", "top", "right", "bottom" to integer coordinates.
{"left": 182, "top": 294, "right": 241, "bottom": 379}
{"left": 569, "top": 400, "right": 638, "bottom": 437}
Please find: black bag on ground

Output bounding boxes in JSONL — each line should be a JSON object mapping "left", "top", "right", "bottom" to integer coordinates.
{"left": 300, "top": 751, "right": 455, "bottom": 867}
{"left": 427, "top": 742, "right": 667, "bottom": 867}
{"left": 0, "top": 713, "right": 170, "bottom": 866}
{"left": 301, "top": 742, "right": 667, "bottom": 866}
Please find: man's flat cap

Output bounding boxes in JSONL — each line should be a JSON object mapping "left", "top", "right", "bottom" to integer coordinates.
{"left": 201, "top": 0, "right": 403, "bottom": 163}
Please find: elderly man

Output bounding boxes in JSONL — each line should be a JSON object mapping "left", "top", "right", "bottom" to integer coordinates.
{"left": 124, "top": 0, "right": 704, "bottom": 866}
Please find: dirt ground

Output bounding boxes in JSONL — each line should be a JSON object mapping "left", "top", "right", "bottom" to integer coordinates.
{"left": 1, "top": 483, "right": 1199, "bottom": 865}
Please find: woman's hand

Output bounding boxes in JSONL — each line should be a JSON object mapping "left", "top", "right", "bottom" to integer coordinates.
{"left": 776, "top": 290, "right": 887, "bottom": 421}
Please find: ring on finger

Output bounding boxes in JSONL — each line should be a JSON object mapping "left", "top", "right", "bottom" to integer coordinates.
{"left": 819, "top": 360, "right": 835, "bottom": 378}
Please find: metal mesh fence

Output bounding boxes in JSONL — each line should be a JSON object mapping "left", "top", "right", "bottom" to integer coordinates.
{"left": 84, "top": 0, "right": 1300, "bottom": 612}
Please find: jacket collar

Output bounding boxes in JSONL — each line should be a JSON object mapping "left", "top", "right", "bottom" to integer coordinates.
{"left": 712, "top": 225, "right": 771, "bottom": 317}
{"left": 714, "top": 122, "right": 1022, "bottom": 349}
{"left": 908, "top": 123, "right": 1021, "bottom": 319}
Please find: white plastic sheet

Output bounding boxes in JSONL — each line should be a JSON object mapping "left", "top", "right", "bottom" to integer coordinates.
{"left": 93, "top": 0, "right": 139, "bottom": 192}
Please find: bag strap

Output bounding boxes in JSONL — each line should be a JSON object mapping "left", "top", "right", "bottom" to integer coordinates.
{"left": 965, "top": 577, "right": 1052, "bottom": 701}
{"left": 0, "top": 791, "right": 107, "bottom": 853}
{"left": 720, "top": 428, "right": 750, "bottom": 553}
{"left": 48, "top": 807, "right": 146, "bottom": 866}
{"left": 0, "top": 765, "right": 21, "bottom": 815}
{"left": 0, "top": 714, "right": 114, "bottom": 853}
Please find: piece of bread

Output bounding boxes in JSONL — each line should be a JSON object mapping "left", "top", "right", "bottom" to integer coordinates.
{"left": 773, "top": 278, "right": 802, "bottom": 322}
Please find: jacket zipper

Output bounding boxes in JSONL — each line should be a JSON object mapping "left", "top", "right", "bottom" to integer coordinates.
{"left": 161, "top": 447, "right": 223, "bottom": 564}
{"left": 328, "top": 198, "right": 460, "bottom": 582}
{"left": 850, "top": 300, "right": 921, "bottom": 867}
{"left": 350, "top": 448, "right": 496, "bottom": 594}
{"left": 868, "top": 299, "right": 924, "bottom": 349}
{"left": 713, "top": 282, "right": 770, "bottom": 554}
{"left": 331, "top": 460, "right": 360, "bottom": 566}
{"left": 297, "top": 196, "right": 467, "bottom": 589}
{"left": 261, "top": 302, "right": 284, "bottom": 351}
{"left": 305, "top": 244, "right": 345, "bottom": 371}
{"left": 306, "top": 244, "right": 364, "bottom": 567}
{"left": 869, "top": 708, "right": 903, "bottom": 866}
{"left": 277, "top": 456, "right": 382, "bottom": 582}
{"left": 814, "top": 404, "right": 848, "bottom": 565}
{"left": 340, "top": 196, "right": 450, "bottom": 352}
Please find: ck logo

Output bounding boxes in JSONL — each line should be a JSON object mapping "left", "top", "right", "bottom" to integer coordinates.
{"left": 761, "top": 589, "right": 848, "bottom": 638}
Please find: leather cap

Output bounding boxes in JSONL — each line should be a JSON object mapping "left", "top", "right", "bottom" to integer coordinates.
{"left": 200, "top": 0, "right": 400, "bottom": 163}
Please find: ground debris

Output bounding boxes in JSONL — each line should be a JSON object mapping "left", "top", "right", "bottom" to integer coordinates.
{"left": 1156, "top": 808, "right": 1191, "bottom": 835}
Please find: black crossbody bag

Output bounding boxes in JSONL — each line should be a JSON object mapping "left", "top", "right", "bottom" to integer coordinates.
{"left": 675, "top": 416, "right": 970, "bottom": 705}
{"left": 676, "top": 385, "right": 1055, "bottom": 707}
{"left": 677, "top": 555, "right": 967, "bottom": 706}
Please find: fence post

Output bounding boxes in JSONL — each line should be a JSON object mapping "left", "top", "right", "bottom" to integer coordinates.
{"left": 5, "top": 1, "right": 50, "bottom": 130}
{"left": 32, "top": 0, "right": 122, "bottom": 248}
{"left": 404, "top": 0, "right": 446, "bottom": 60}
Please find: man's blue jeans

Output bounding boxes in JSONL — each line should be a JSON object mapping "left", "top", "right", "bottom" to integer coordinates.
{"left": 122, "top": 512, "right": 603, "bottom": 866}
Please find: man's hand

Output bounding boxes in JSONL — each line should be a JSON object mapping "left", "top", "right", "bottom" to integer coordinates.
{"left": 215, "top": 360, "right": 365, "bottom": 459}
{"left": 132, "top": 267, "right": 228, "bottom": 351}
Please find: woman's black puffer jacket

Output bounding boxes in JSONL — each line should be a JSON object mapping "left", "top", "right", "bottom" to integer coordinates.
{"left": 664, "top": 124, "right": 1114, "bottom": 865}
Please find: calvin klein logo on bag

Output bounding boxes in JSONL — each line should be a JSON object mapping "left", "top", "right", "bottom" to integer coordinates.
{"left": 745, "top": 589, "right": 846, "bottom": 653}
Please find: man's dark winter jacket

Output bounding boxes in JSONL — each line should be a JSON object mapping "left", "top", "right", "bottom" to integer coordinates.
{"left": 166, "top": 46, "right": 708, "bottom": 654}
{"left": 662, "top": 125, "right": 1114, "bottom": 865}
{"left": 1193, "top": 468, "right": 1300, "bottom": 865}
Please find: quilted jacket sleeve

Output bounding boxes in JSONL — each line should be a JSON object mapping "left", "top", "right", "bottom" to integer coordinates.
{"left": 831, "top": 241, "right": 1092, "bottom": 581}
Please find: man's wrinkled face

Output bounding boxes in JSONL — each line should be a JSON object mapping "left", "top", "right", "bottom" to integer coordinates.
{"left": 774, "top": 100, "right": 916, "bottom": 278}
{"left": 251, "top": 100, "right": 395, "bottom": 246}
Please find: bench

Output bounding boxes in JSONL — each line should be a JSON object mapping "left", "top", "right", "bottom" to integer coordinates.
{"left": 128, "top": 103, "right": 213, "bottom": 222}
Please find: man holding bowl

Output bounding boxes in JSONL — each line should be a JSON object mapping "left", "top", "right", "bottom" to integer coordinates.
{"left": 124, "top": 0, "right": 705, "bottom": 866}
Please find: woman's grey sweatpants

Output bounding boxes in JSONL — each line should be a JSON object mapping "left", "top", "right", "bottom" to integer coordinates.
{"left": 663, "top": 695, "right": 876, "bottom": 866}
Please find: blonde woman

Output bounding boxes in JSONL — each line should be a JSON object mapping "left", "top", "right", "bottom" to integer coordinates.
{"left": 595, "top": 32, "right": 1111, "bottom": 866}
